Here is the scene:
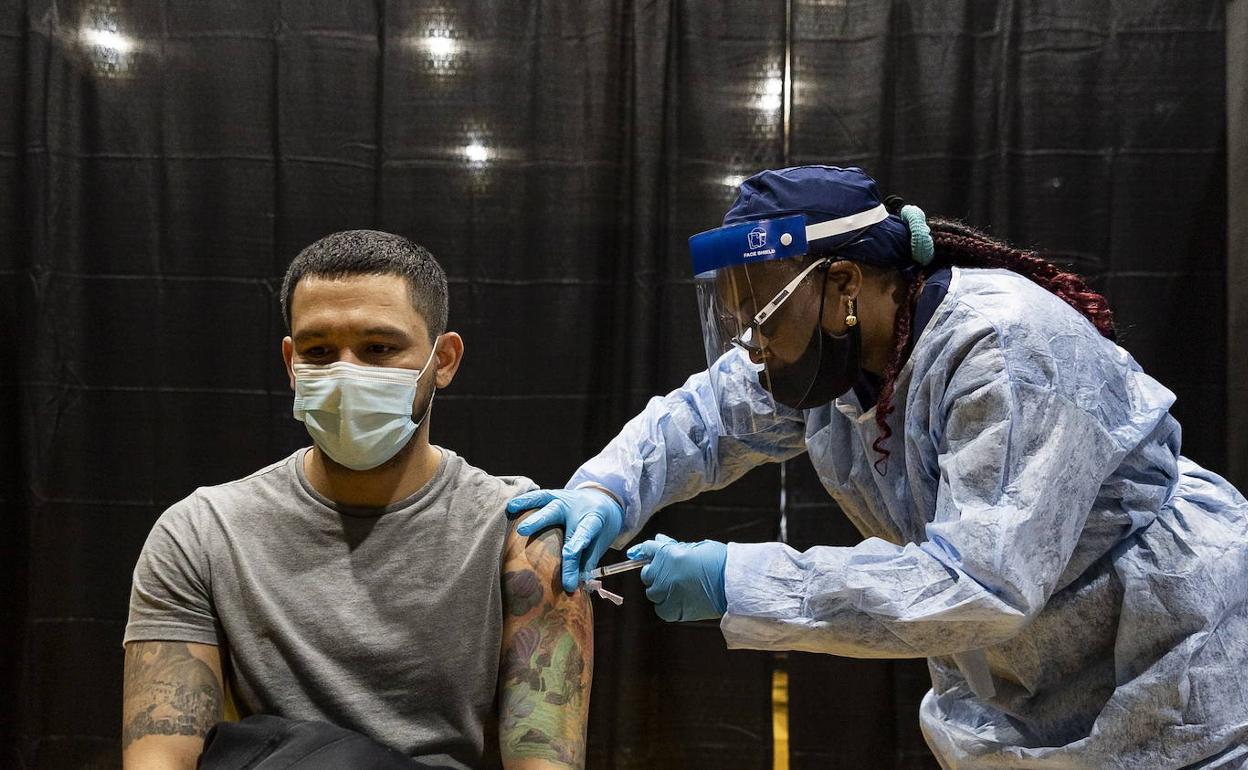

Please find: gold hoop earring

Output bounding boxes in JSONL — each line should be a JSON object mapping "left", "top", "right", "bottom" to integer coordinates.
{"left": 845, "top": 297, "right": 858, "bottom": 327}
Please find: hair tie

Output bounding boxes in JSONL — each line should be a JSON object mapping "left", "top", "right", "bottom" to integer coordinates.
{"left": 899, "top": 204, "right": 934, "bottom": 266}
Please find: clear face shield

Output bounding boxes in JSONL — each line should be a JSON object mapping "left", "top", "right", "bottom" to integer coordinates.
{"left": 688, "top": 205, "right": 889, "bottom": 436}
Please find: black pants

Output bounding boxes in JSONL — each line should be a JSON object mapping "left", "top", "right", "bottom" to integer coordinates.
{"left": 197, "top": 714, "right": 437, "bottom": 769}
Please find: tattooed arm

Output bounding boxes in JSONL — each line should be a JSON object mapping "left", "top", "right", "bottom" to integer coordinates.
{"left": 499, "top": 514, "right": 593, "bottom": 770}
{"left": 122, "top": 640, "right": 224, "bottom": 769}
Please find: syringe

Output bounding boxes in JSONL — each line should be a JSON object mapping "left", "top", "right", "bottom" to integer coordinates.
{"left": 586, "top": 557, "right": 650, "bottom": 580}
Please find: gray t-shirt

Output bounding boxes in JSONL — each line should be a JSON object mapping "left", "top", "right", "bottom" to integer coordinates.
{"left": 125, "top": 447, "right": 536, "bottom": 769}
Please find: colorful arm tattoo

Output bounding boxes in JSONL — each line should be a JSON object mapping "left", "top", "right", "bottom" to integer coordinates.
{"left": 499, "top": 518, "right": 593, "bottom": 769}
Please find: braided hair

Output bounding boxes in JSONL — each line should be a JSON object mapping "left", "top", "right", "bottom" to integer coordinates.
{"left": 870, "top": 216, "right": 1117, "bottom": 471}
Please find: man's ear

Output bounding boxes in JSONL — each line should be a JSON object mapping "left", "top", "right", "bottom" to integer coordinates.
{"left": 433, "top": 332, "right": 465, "bottom": 388}
{"left": 281, "top": 336, "right": 296, "bottom": 390}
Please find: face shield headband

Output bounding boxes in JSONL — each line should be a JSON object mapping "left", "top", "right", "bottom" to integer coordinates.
{"left": 689, "top": 204, "right": 890, "bottom": 278}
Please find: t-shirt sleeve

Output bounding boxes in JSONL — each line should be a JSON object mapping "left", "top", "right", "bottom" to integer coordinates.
{"left": 503, "top": 475, "right": 540, "bottom": 497}
{"left": 123, "top": 495, "right": 221, "bottom": 647}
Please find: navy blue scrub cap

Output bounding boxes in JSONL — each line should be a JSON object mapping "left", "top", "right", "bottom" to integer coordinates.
{"left": 722, "top": 165, "right": 916, "bottom": 270}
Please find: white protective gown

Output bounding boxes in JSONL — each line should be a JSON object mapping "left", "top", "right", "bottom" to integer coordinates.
{"left": 570, "top": 267, "right": 1248, "bottom": 768}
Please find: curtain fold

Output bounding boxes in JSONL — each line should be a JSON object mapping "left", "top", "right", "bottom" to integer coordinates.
{"left": 1228, "top": 0, "right": 1248, "bottom": 492}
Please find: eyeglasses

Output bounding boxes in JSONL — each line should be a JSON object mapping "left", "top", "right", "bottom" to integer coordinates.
{"left": 729, "top": 258, "right": 830, "bottom": 355}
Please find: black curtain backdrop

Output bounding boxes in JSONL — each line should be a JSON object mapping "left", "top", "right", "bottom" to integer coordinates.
{"left": 1230, "top": 0, "right": 1248, "bottom": 497}
{"left": 1, "top": 2, "right": 1232, "bottom": 769}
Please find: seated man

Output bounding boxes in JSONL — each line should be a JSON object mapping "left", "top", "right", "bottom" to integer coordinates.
{"left": 121, "top": 230, "right": 591, "bottom": 769}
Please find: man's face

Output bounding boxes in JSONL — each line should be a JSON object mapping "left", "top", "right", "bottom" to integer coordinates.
{"left": 282, "top": 273, "right": 453, "bottom": 409}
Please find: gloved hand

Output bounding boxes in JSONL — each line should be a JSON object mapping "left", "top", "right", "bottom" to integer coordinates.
{"left": 628, "top": 534, "right": 728, "bottom": 622}
{"left": 506, "top": 487, "right": 624, "bottom": 593}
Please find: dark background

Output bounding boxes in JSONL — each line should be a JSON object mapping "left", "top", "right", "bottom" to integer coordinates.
{"left": 2, "top": 1, "right": 1241, "bottom": 768}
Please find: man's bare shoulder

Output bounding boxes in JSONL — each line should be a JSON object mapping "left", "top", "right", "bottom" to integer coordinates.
{"left": 504, "top": 510, "right": 561, "bottom": 565}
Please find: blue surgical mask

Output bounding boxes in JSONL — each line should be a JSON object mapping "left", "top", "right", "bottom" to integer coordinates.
{"left": 292, "top": 344, "right": 438, "bottom": 471}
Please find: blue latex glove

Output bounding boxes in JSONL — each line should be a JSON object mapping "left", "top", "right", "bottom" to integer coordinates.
{"left": 506, "top": 487, "right": 624, "bottom": 593}
{"left": 628, "top": 534, "right": 728, "bottom": 622}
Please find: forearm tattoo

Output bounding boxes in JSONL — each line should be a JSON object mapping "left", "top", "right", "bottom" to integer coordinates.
{"left": 122, "top": 641, "right": 223, "bottom": 749}
{"left": 500, "top": 526, "right": 593, "bottom": 768}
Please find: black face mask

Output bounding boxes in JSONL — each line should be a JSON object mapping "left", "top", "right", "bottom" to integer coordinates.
{"left": 763, "top": 272, "right": 862, "bottom": 410}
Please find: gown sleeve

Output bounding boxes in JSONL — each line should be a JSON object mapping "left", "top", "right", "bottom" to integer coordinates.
{"left": 720, "top": 329, "right": 1128, "bottom": 657}
{"left": 569, "top": 348, "right": 808, "bottom": 547}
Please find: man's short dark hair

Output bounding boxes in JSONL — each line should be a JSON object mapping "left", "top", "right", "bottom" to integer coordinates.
{"left": 281, "top": 230, "right": 449, "bottom": 341}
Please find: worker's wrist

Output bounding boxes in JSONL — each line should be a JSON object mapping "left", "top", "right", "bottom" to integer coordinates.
{"left": 574, "top": 482, "right": 624, "bottom": 511}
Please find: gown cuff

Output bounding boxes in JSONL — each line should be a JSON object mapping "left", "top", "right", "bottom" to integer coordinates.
{"left": 720, "top": 541, "right": 831, "bottom": 650}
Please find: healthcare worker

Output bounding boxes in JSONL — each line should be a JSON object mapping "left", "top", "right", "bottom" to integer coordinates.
{"left": 507, "top": 166, "right": 1248, "bottom": 767}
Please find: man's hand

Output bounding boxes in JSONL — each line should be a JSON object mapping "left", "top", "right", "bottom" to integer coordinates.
{"left": 506, "top": 487, "right": 623, "bottom": 593}
{"left": 122, "top": 641, "right": 224, "bottom": 769}
{"left": 499, "top": 513, "right": 593, "bottom": 769}
{"left": 629, "top": 534, "right": 728, "bottom": 622}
